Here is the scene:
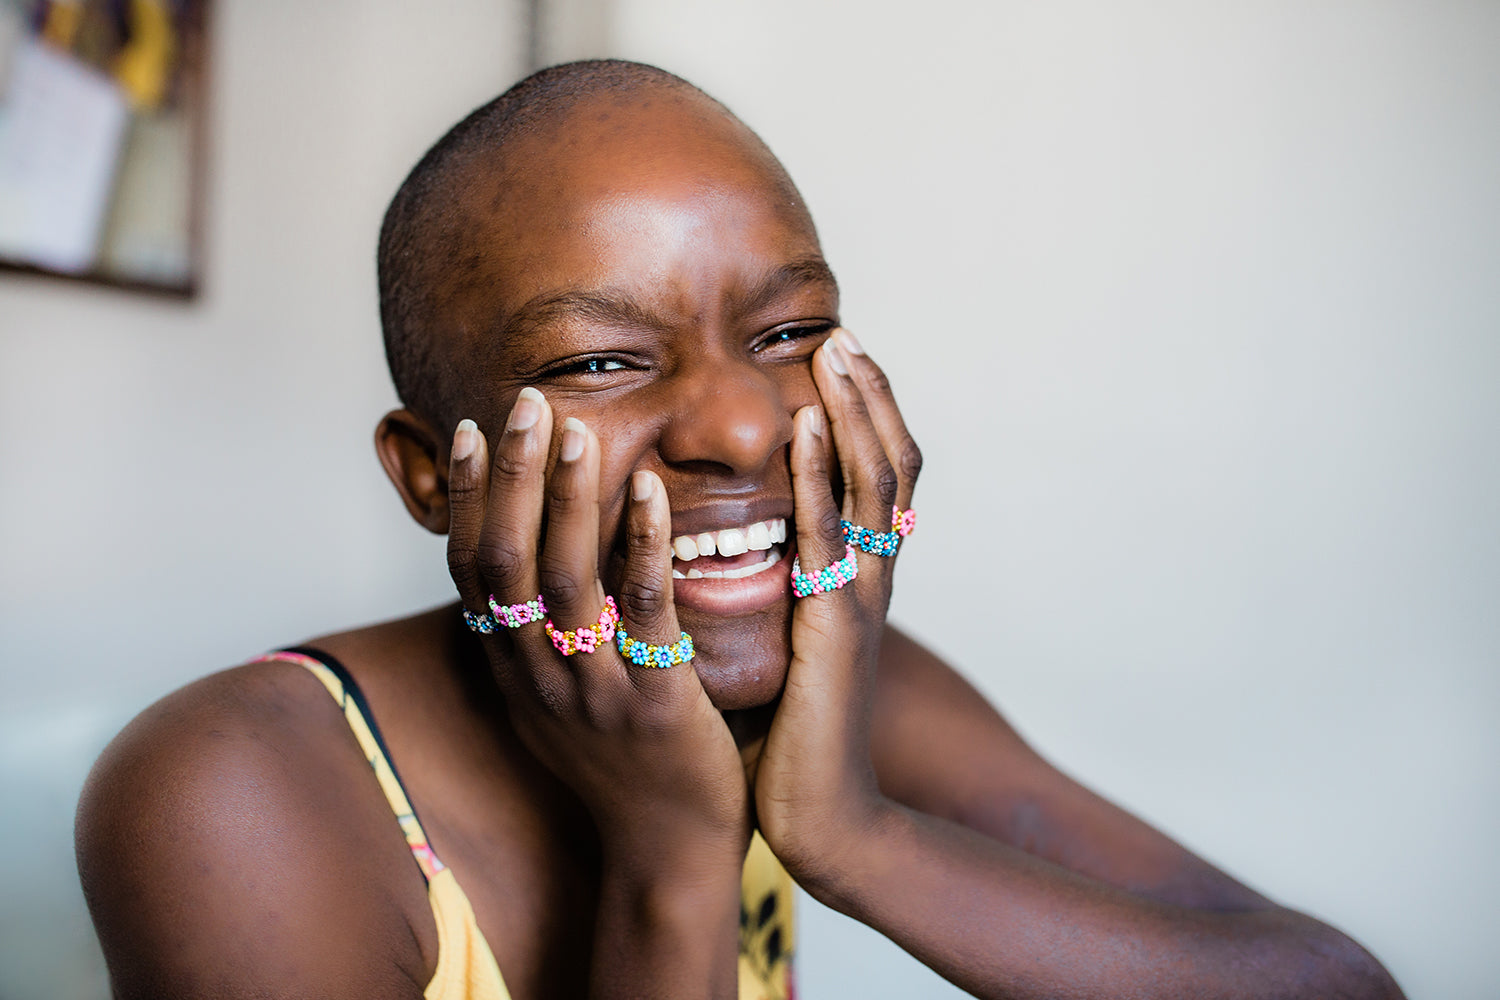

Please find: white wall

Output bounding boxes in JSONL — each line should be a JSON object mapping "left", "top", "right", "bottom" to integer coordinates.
{"left": 0, "top": 2, "right": 524, "bottom": 996}
{"left": 4, "top": 2, "right": 1497, "bottom": 998}
{"left": 598, "top": 3, "right": 1500, "bottom": 998}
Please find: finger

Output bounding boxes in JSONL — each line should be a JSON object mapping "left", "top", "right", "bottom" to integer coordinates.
{"left": 830, "top": 328, "right": 922, "bottom": 511}
{"left": 812, "top": 334, "right": 898, "bottom": 530}
{"left": 538, "top": 417, "right": 610, "bottom": 638}
{"left": 616, "top": 470, "right": 699, "bottom": 685}
{"left": 788, "top": 405, "right": 850, "bottom": 596}
{"left": 446, "top": 418, "right": 493, "bottom": 615}
{"left": 475, "top": 387, "right": 552, "bottom": 612}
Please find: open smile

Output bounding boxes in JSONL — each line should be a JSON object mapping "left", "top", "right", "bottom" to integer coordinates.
{"left": 666, "top": 517, "right": 794, "bottom": 615}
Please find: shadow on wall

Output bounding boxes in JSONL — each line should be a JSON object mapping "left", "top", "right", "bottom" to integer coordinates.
{"left": 0, "top": 703, "right": 121, "bottom": 999}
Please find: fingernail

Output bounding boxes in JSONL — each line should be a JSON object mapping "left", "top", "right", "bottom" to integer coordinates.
{"left": 452, "top": 419, "right": 478, "bottom": 461}
{"left": 805, "top": 406, "right": 824, "bottom": 438}
{"left": 836, "top": 328, "right": 864, "bottom": 355}
{"left": 560, "top": 417, "right": 586, "bottom": 461}
{"left": 823, "top": 338, "right": 850, "bottom": 376}
{"left": 507, "top": 387, "right": 543, "bottom": 431}
{"left": 632, "top": 470, "right": 655, "bottom": 501}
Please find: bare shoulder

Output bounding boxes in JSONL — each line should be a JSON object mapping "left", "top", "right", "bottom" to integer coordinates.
{"left": 870, "top": 624, "right": 1270, "bottom": 909}
{"left": 76, "top": 658, "right": 435, "bottom": 999}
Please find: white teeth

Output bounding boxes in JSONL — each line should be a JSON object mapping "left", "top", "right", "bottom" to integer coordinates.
{"left": 671, "top": 549, "right": 782, "bottom": 580}
{"left": 716, "top": 527, "right": 748, "bottom": 557}
{"left": 669, "top": 518, "right": 787, "bottom": 566}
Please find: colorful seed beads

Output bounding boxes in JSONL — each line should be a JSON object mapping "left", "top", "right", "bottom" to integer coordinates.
{"left": 461, "top": 608, "right": 498, "bottom": 634}
{"left": 842, "top": 518, "right": 900, "bottom": 557}
{"left": 546, "top": 596, "right": 620, "bottom": 655}
{"left": 488, "top": 593, "right": 548, "bottom": 629}
{"left": 615, "top": 627, "right": 696, "bottom": 668}
{"left": 789, "top": 544, "right": 860, "bottom": 598}
{"left": 892, "top": 505, "right": 917, "bottom": 537}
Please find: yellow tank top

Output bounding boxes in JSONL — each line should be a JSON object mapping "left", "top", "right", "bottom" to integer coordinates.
{"left": 257, "top": 650, "right": 796, "bottom": 1000}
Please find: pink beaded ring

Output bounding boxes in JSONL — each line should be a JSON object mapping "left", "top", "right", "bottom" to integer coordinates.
{"left": 789, "top": 544, "right": 860, "bottom": 598}
{"left": 488, "top": 593, "right": 548, "bottom": 629}
{"left": 892, "top": 504, "right": 917, "bottom": 537}
{"left": 545, "top": 596, "right": 620, "bottom": 655}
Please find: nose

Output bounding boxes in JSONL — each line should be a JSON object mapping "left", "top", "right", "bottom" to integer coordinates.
{"left": 656, "top": 354, "right": 792, "bottom": 477}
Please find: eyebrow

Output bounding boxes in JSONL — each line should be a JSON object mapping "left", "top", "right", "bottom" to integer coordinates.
{"left": 499, "top": 255, "right": 839, "bottom": 344}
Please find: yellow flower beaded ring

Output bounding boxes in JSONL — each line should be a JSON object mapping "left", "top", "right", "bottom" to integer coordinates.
{"left": 615, "top": 627, "right": 696, "bottom": 667}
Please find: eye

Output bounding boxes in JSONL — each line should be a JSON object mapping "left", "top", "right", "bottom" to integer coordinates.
{"left": 752, "top": 323, "right": 836, "bottom": 355}
{"left": 545, "top": 355, "right": 633, "bottom": 378}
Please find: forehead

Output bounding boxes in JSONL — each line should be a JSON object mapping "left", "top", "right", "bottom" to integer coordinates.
{"left": 439, "top": 91, "right": 824, "bottom": 332}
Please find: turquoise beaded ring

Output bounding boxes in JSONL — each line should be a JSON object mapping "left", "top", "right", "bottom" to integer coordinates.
{"left": 841, "top": 519, "right": 900, "bottom": 557}
{"left": 615, "top": 627, "right": 696, "bottom": 668}
{"left": 462, "top": 608, "right": 498, "bottom": 634}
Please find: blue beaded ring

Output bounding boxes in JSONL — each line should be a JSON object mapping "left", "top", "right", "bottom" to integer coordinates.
{"left": 462, "top": 608, "right": 498, "bottom": 634}
{"left": 841, "top": 519, "right": 900, "bottom": 557}
{"left": 615, "top": 627, "right": 695, "bottom": 668}
{"left": 789, "top": 544, "right": 860, "bottom": 598}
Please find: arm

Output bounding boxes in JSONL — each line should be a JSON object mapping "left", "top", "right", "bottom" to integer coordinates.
{"left": 75, "top": 664, "right": 435, "bottom": 1000}
{"left": 754, "top": 328, "right": 1404, "bottom": 1000}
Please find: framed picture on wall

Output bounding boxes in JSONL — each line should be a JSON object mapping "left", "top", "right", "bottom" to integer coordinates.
{"left": 0, "top": 0, "right": 209, "bottom": 297}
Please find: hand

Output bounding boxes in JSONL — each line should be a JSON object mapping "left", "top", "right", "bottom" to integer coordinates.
{"left": 444, "top": 390, "right": 750, "bottom": 867}
{"left": 752, "top": 328, "right": 923, "bottom": 883}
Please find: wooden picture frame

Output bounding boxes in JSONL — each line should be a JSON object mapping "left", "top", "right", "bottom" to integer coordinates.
{"left": 0, "top": 0, "right": 209, "bottom": 298}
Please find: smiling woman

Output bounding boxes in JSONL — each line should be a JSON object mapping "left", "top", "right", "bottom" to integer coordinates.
{"left": 73, "top": 60, "right": 1404, "bottom": 1000}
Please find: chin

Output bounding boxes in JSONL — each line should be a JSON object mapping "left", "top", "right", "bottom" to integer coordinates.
{"left": 677, "top": 605, "right": 792, "bottom": 711}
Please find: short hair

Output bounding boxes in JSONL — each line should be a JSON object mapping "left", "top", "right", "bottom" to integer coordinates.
{"left": 377, "top": 60, "right": 733, "bottom": 426}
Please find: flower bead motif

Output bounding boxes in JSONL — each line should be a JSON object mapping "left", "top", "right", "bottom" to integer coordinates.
{"left": 842, "top": 519, "right": 899, "bottom": 557}
{"left": 789, "top": 544, "right": 860, "bottom": 598}
{"left": 616, "top": 627, "right": 695, "bottom": 668}
{"left": 489, "top": 594, "right": 549, "bottom": 629}
{"left": 893, "top": 506, "right": 917, "bottom": 537}
{"left": 546, "top": 596, "right": 620, "bottom": 656}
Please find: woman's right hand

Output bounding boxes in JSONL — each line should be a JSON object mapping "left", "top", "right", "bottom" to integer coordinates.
{"left": 443, "top": 387, "right": 750, "bottom": 871}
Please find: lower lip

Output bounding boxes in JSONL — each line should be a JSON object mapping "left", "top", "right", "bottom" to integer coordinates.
{"left": 670, "top": 549, "right": 795, "bottom": 616}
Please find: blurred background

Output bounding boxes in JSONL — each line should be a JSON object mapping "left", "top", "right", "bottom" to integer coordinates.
{"left": 2, "top": 1, "right": 1497, "bottom": 997}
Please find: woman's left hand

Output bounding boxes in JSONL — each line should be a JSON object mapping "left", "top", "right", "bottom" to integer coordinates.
{"left": 751, "top": 327, "right": 923, "bottom": 884}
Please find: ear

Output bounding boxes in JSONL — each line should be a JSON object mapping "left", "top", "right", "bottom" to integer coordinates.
{"left": 375, "top": 409, "right": 452, "bottom": 534}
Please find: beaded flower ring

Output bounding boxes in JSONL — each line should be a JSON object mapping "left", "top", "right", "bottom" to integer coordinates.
{"left": 842, "top": 519, "right": 900, "bottom": 557}
{"left": 545, "top": 596, "right": 620, "bottom": 655}
{"left": 615, "top": 627, "right": 696, "bottom": 668}
{"left": 892, "top": 504, "right": 917, "bottom": 537}
{"left": 488, "top": 593, "right": 548, "bottom": 629}
{"left": 789, "top": 544, "right": 860, "bottom": 598}
{"left": 461, "top": 608, "right": 499, "bottom": 634}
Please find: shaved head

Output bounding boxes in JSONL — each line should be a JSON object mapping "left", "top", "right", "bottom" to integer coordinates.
{"left": 377, "top": 59, "right": 812, "bottom": 428}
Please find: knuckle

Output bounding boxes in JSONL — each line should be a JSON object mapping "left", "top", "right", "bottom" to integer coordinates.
{"left": 491, "top": 448, "right": 530, "bottom": 482}
{"left": 446, "top": 544, "right": 480, "bottom": 583}
{"left": 537, "top": 565, "right": 586, "bottom": 608}
{"left": 627, "top": 517, "right": 665, "bottom": 554}
{"left": 477, "top": 540, "right": 529, "bottom": 586}
{"left": 872, "top": 461, "right": 899, "bottom": 506}
{"left": 896, "top": 438, "right": 924, "bottom": 482}
{"left": 618, "top": 573, "right": 669, "bottom": 622}
{"left": 814, "top": 504, "right": 844, "bottom": 543}
{"left": 864, "top": 364, "right": 895, "bottom": 399}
